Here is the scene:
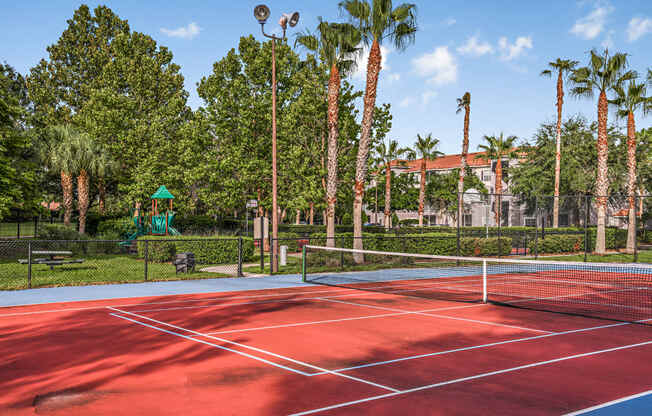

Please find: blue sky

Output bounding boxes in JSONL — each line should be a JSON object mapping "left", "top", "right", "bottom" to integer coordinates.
{"left": 1, "top": 0, "right": 650, "bottom": 154}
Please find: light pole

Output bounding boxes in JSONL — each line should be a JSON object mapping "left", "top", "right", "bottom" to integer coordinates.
{"left": 253, "top": 5, "right": 299, "bottom": 273}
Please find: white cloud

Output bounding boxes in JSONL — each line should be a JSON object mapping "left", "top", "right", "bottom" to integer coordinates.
{"left": 457, "top": 36, "right": 494, "bottom": 57}
{"left": 399, "top": 97, "right": 413, "bottom": 108}
{"left": 570, "top": 6, "right": 613, "bottom": 40}
{"left": 601, "top": 30, "right": 615, "bottom": 48}
{"left": 161, "top": 22, "right": 201, "bottom": 40}
{"left": 351, "top": 45, "right": 391, "bottom": 79}
{"left": 421, "top": 90, "right": 437, "bottom": 105}
{"left": 445, "top": 17, "right": 456, "bottom": 26}
{"left": 627, "top": 17, "right": 652, "bottom": 42}
{"left": 387, "top": 73, "right": 401, "bottom": 82}
{"left": 412, "top": 46, "right": 457, "bottom": 86}
{"left": 498, "top": 36, "right": 533, "bottom": 61}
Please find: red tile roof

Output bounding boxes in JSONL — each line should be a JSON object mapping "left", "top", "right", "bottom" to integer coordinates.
{"left": 613, "top": 209, "right": 641, "bottom": 218}
{"left": 390, "top": 151, "right": 492, "bottom": 173}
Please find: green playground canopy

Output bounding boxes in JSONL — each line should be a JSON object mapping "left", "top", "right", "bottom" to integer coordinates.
{"left": 151, "top": 185, "right": 174, "bottom": 200}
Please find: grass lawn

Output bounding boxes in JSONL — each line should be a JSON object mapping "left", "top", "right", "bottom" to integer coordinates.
{"left": 0, "top": 255, "right": 230, "bottom": 290}
{"left": 527, "top": 250, "right": 652, "bottom": 264}
{"left": 0, "top": 222, "right": 36, "bottom": 238}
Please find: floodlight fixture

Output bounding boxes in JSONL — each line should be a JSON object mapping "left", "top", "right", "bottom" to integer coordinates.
{"left": 281, "top": 12, "right": 299, "bottom": 28}
{"left": 253, "top": 4, "right": 270, "bottom": 24}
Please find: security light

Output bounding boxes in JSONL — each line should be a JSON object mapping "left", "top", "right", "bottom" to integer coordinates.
{"left": 253, "top": 5, "right": 270, "bottom": 24}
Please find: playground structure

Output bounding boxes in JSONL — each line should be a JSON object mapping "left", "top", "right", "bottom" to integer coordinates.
{"left": 119, "top": 185, "right": 180, "bottom": 247}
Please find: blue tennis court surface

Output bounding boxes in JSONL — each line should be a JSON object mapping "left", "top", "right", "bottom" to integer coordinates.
{"left": 567, "top": 390, "right": 652, "bottom": 415}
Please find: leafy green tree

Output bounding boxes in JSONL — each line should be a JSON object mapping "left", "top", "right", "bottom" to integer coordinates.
{"left": 569, "top": 49, "right": 634, "bottom": 254}
{"left": 375, "top": 139, "right": 410, "bottom": 228}
{"left": 610, "top": 81, "right": 651, "bottom": 251}
{"left": 476, "top": 133, "right": 519, "bottom": 225}
{"left": 540, "top": 59, "right": 578, "bottom": 227}
{"left": 340, "top": 0, "right": 417, "bottom": 259}
{"left": 29, "top": 5, "right": 191, "bottom": 213}
{"left": 0, "top": 63, "right": 37, "bottom": 220}
{"left": 407, "top": 134, "right": 443, "bottom": 226}
{"left": 425, "top": 167, "right": 487, "bottom": 223}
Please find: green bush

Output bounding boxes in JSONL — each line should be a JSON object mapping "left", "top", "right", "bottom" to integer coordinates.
{"left": 529, "top": 234, "right": 584, "bottom": 254}
{"left": 278, "top": 232, "right": 301, "bottom": 252}
{"left": 97, "top": 217, "right": 137, "bottom": 239}
{"left": 341, "top": 213, "right": 352, "bottom": 225}
{"left": 37, "top": 223, "right": 88, "bottom": 240}
{"left": 137, "top": 236, "right": 254, "bottom": 264}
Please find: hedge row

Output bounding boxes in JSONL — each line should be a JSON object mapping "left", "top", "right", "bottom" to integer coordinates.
{"left": 136, "top": 236, "right": 255, "bottom": 264}
{"left": 304, "top": 233, "right": 512, "bottom": 257}
{"left": 526, "top": 228, "right": 628, "bottom": 254}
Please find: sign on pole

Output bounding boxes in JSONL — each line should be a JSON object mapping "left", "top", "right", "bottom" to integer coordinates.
{"left": 246, "top": 199, "right": 258, "bottom": 209}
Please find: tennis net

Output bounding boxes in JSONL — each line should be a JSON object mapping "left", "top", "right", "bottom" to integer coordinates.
{"left": 302, "top": 245, "right": 652, "bottom": 324}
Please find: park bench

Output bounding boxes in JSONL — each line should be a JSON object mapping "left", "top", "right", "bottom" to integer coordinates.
{"left": 18, "top": 250, "right": 85, "bottom": 270}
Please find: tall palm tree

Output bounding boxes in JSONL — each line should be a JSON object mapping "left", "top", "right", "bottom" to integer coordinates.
{"left": 49, "top": 125, "right": 78, "bottom": 227}
{"left": 296, "top": 20, "right": 360, "bottom": 247}
{"left": 375, "top": 139, "right": 410, "bottom": 229}
{"left": 570, "top": 49, "right": 635, "bottom": 254}
{"left": 340, "top": 0, "right": 417, "bottom": 260}
{"left": 476, "top": 133, "right": 519, "bottom": 226}
{"left": 648, "top": 68, "right": 651, "bottom": 87}
{"left": 408, "top": 134, "right": 443, "bottom": 227}
{"left": 609, "top": 80, "right": 650, "bottom": 253}
{"left": 540, "top": 59, "right": 579, "bottom": 228}
{"left": 95, "top": 151, "right": 116, "bottom": 215}
{"left": 456, "top": 92, "right": 471, "bottom": 226}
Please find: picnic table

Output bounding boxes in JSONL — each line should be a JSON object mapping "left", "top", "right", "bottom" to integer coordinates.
{"left": 19, "top": 250, "right": 85, "bottom": 270}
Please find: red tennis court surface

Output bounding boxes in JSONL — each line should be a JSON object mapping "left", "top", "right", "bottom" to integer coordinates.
{"left": 1, "top": 284, "right": 651, "bottom": 415}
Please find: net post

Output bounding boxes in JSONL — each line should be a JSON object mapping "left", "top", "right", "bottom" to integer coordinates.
{"left": 534, "top": 197, "right": 539, "bottom": 259}
{"left": 482, "top": 259, "right": 487, "bottom": 303}
{"left": 301, "top": 244, "right": 307, "bottom": 282}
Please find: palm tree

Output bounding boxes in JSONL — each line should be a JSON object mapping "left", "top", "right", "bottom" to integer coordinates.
{"left": 648, "top": 68, "right": 651, "bottom": 87}
{"left": 609, "top": 80, "right": 650, "bottom": 253}
{"left": 570, "top": 49, "right": 635, "bottom": 254}
{"left": 340, "top": 0, "right": 417, "bottom": 260}
{"left": 49, "top": 125, "right": 78, "bottom": 227}
{"left": 375, "top": 140, "right": 410, "bottom": 229}
{"left": 476, "top": 133, "right": 519, "bottom": 226}
{"left": 408, "top": 134, "right": 443, "bottom": 227}
{"left": 296, "top": 20, "right": 360, "bottom": 247}
{"left": 540, "top": 59, "right": 579, "bottom": 228}
{"left": 456, "top": 92, "right": 471, "bottom": 226}
{"left": 95, "top": 151, "right": 116, "bottom": 215}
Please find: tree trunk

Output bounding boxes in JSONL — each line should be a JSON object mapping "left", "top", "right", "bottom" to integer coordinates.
{"left": 418, "top": 160, "right": 426, "bottom": 227}
{"left": 594, "top": 91, "right": 609, "bottom": 254}
{"left": 353, "top": 38, "right": 382, "bottom": 263}
{"left": 61, "top": 171, "right": 74, "bottom": 226}
{"left": 553, "top": 69, "right": 564, "bottom": 228}
{"left": 384, "top": 164, "right": 392, "bottom": 229}
{"left": 309, "top": 203, "right": 314, "bottom": 225}
{"left": 495, "top": 160, "right": 502, "bottom": 225}
{"left": 98, "top": 179, "right": 106, "bottom": 215}
{"left": 326, "top": 64, "right": 341, "bottom": 247}
{"left": 626, "top": 111, "right": 637, "bottom": 253}
{"left": 77, "top": 169, "right": 89, "bottom": 235}
{"left": 458, "top": 99, "right": 470, "bottom": 229}
{"left": 295, "top": 209, "right": 301, "bottom": 225}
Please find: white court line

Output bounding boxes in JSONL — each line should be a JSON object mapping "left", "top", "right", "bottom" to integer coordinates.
{"left": 204, "top": 303, "right": 489, "bottom": 335}
{"left": 108, "top": 307, "right": 399, "bottom": 393}
{"left": 317, "top": 320, "right": 640, "bottom": 374}
{"left": 563, "top": 389, "right": 652, "bottom": 415}
{"left": 291, "top": 339, "right": 652, "bottom": 415}
{"left": 109, "top": 313, "right": 313, "bottom": 376}
{"left": 318, "top": 297, "right": 552, "bottom": 334}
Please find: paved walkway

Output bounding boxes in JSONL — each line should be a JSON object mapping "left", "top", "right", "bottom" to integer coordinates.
{"left": 0, "top": 273, "right": 308, "bottom": 308}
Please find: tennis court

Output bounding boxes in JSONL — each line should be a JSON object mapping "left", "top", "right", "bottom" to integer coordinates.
{"left": 1, "top": 246, "right": 651, "bottom": 415}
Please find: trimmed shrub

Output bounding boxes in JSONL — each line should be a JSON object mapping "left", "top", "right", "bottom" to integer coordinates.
{"left": 136, "top": 236, "right": 254, "bottom": 264}
{"left": 97, "top": 217, "right": 137, "bottom": 239}
{"left": 37, "top": 224, "right": 88, "bottom": 240}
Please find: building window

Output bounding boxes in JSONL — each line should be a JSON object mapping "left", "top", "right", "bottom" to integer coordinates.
{"left": 524, "top": 217, "right": 536, "bottom": 227}
{"left": 464, "top": 214, "right": 472, "bottom": 226}
{"left": 482, "top": 170, "right": 491, "bottom": 181}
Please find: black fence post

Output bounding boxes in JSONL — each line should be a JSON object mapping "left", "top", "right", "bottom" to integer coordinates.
{"left": 633, "top": 195, "right": 638, "bottom": 263}
{"left": 534, "top": 197, "right": 539, "bottom": 259}
{"left": 584, "top": 194, "right": 590, "bottom": 262}
{"left": 27, "top": 241, "right": 32, "bottom": 289}
{"left": 456, "top": 192, "right": 461, "bottom": 258}
{"left": 17, "top": 221, "right": 20, "bottom": 239}
{"left": 497, "top": 194, "right": 502, "bottom": 258}
{"left": 144, "top": 240, "right": 149, "bottom": 281}
{"left": 259, "top": 217, "right": 264, "bottom": 271}
{"left": 237, "top": 236, "right": 243, "bottom": 277}
{"left": 34, "top": 216, "right": 38, "bottom": 238}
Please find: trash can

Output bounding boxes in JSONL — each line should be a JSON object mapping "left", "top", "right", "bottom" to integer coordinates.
{"left": 280, "top": 245, "right": 287, "bottom": 266}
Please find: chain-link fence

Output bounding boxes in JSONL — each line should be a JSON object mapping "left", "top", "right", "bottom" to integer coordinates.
{"left": 0, "top": 238, "right": 248, "bottom": 290}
